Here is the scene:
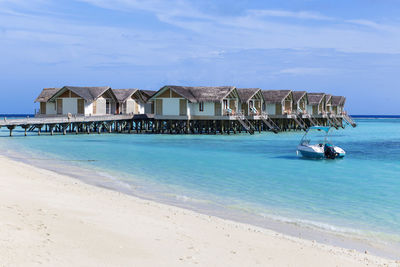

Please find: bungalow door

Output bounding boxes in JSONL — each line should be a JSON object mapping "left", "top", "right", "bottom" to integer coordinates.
{"left": 179, "top": 99, "right": 187, "bottom": 116}
{"left": 56, "top": 99, "right": 63, "bottom": 115}
{"left": 241, "top": 103, "right": 248, "bottom": 116}
{"left": 77, "top": 99, "right": 84, "bottom": 115}
{"left": 312, "top": 106, "right": 318, "bottom": 115}
{"left": 135, "top": 102, "right": 140, "bottom": 114}
{"left": 156, "top": 99, "right": 163, "bottom": 115}
{"left": 93, "top": 100, "right": 97, "bottom": 114}
{"left": 275, "top": 103, "right": 282, "bottom": 115}
{"left": 284, "top": 100, "right": 291, "bottom": 114}
{"left": 150, "top": 102, "right": 154, "bottom": 114}
{"left": 40, "top": 102, "right": 46, "bottom": 115}
{"left": 214, "top": 102, "right": 221, "bottom": 116}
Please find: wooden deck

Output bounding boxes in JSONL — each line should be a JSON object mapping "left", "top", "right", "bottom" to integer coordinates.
{"left": 0, "top": 113, "right": 353, "bottom": 136}
{"left": 0, "top": 114, "right": 134, "bottom": 127}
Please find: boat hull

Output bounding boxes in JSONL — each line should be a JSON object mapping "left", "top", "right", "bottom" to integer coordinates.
{"left": 298, "top": 149, "right": 325, "bottom": 159}
{"left": 297, "top": 145, "right": 346, "bottom": 159}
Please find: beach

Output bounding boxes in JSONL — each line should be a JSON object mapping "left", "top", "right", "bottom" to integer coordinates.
{"left": 0, "top": 155, "right": 397, "bottom": 266}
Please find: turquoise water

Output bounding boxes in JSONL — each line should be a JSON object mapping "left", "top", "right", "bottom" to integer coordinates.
{"left": 1, "top": 118, "right": 400, "bottom": 256}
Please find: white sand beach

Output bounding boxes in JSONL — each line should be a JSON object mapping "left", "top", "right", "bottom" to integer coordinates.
{"left": 0, "top": 155, "right": 397, "bottom": 267}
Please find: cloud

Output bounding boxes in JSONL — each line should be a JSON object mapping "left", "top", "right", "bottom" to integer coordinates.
{"left": 278, "top": 67, "right": 331, "bottom": 76}
{"left": 75, "top": 0, "right": 400, "bottom": 54}
{"left": 247, "top": 9, "right": 333, "bottom": 21}
{"left": 1, "top": 0, "right": 400, "bottom": 73}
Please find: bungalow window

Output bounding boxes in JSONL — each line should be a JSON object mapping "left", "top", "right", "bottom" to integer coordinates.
{"left": 199, "top": 102, "right": 204, "bottom": 112}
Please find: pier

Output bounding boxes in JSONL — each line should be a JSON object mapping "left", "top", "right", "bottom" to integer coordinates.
{"left": 0, "top": 113, "right": 354, "bottom": 137}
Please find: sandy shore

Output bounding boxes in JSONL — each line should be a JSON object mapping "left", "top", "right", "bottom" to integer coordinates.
{"left": 0, "top": 155, "right": 398, "bottom": 267}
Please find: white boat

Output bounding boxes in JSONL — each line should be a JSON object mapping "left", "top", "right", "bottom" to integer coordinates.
{"left": 297, "top": 126, "right": 346, "bottom": 159}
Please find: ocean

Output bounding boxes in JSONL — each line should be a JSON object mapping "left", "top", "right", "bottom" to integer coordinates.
{"left": 1, "top": 116, "right": 399, "bottom": 258}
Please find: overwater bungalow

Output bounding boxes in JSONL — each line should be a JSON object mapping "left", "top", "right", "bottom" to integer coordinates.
{"left": 292, "top": 91, "right": 308, "bottom": 114}
{"left": 262, "top": 90, "right": 293, "bottom": 116}
{"left": 237, "top": 88, "right": 263, "bottom": 116}
{"left": 113, "top": 89, "right": 147, "bottom": 115}
{"left": 148, "top": 85, "right": 239, "bottom": 118}
{"left": 307, "top": 93, "right": 326, "bottom": 116}
{"left": 39, "top": 86, "right": 118, "bottom": 116}
{"left": 22, "top": 85, "right": 355, "bottom": 136}
{"left": 35, "top": 88, "right": 61, "bottom": 115}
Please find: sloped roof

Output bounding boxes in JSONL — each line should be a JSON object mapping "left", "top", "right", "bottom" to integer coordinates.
{"left": 332, "top": 96, "right": 346, "bottom": 106}
{"left": 113, "top": 89, "right": 138, "bottom": 102}
{"left": 308, "top": 93, "right": 325, "bottom": 105}
{"left": 152, "top": 86, "right": 236, "bottom": 103}
{"left": 262, "top": 90, "right": 292, "bottom": 104}
{"left": 49, "top": 86, "right": 114, "bottom": 102}
{"left": 237, "top": 88, "right": 261, "bottom": 103}
{"left": 140, "top": 90, "right": 157, "bottom": 102}
{"left": 292, "top": 91, "right": 307, "bottom": 103}
{"left": 34, "top": 88, "right": 60, "bottom": 102}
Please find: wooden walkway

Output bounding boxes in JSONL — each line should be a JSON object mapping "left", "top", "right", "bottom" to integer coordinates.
{"left": 0, "top": 115, "right": 135, "bottom": 136}
{"left": 0, "top": 114, "right": 134, "bottom": 127}
{"left": 0, "top": 113, "right": 354, "bottom": 136}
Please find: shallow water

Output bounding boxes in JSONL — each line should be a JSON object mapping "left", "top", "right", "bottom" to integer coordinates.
{"left": 1, "top": 118, "right": 399, "bottom": 257}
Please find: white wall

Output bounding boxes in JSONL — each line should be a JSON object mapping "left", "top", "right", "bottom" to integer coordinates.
{"left": 85, "top": 101, "right": 92, "bottom": 116}
{"left": 126, "top": 99, "right": 135, "bottom": 114}
{"left": 188, "top": 102, "right": 215, "bottom": 116}
{"left": 138, "top": 102, "right": 145, "bottom": 114}
{"left": 144, "top": 102, "right": 153, "bottom": 114}
{"left": 62, "top": 98, "right": 77, "bottom": 115}
{"left": 96, "top": 98, "right": 107, "bottom": 115}
{"left": 46, "top": 102, "right": 56, "bottom": 115}
{"left": 266, "top": 104, "right": 275, "bottom": 115}
{"left": 162, "top": 98, "right": 180, "bottom": 115}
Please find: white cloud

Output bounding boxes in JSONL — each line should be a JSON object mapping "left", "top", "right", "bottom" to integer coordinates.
{"left": 247, "top": 9, "right": 333, "bottom": 21}
{"left": 75, "top": 0, "right": 400, "bottom": 54}
{"left": 278, "top": 67, "right": 331, "bottom": 75}
{"left": 1, "top": 0, "right": 400, "bottom": 72}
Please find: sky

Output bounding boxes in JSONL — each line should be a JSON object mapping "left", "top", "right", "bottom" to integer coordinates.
{"left": 0, "top": 0, "right": 399, "bottom": 114}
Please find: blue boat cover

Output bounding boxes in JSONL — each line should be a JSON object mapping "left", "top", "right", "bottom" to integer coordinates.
{"left": 308, "top": 126, "right": 331, "bottom": 132}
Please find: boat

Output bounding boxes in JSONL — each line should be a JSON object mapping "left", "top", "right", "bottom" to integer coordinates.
{"left": 297, "top": 126, "right": 346, "bottom": 159}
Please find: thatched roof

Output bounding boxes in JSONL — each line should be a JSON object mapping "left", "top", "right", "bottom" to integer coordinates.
{"left": 262, "top": 90, "right": 291, "bottom": 104}
{"left": 237, "top": 88, "right": 261, "bottom": 103}
{"left": 49, "top": 86, "right": 115, "bottom": 102}
{"left": 34, "top": 88, "right": 60, "bottom": 102}
{"left": 113, "top": 89, "right": 138, "bottom": 102}
{"left": 140, "top": 90, "right": 157, "bottom": 102}
{"left": 292, "top": 91, "right": 307, "bottom": 103}
{"left": 152, "top": 86, "right": 236, "bottom": 103}
{"left": 332, "top": 96, "right": 346, "bottom": 106}
{"left": 308, "top": 93, "right": 325, "bottom": 105}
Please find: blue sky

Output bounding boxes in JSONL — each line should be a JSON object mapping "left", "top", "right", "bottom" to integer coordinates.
{"left": 1, "top": 0, "right": 399, "bottom": 114}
